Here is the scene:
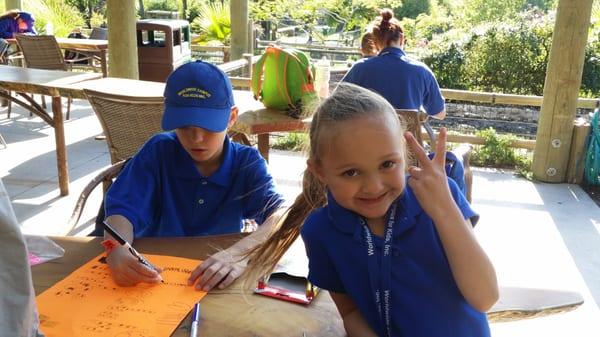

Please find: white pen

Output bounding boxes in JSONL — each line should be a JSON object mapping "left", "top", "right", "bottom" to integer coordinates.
{"left": 190, "top": 302, "right": 201, "bottom": 337}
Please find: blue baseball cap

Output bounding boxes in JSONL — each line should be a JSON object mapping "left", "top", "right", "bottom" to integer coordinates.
{"left": 17, "top": 12, "right": 34, "bottom": 23}
{"left": 162, "top": 60, "right": 235, "bottom": 132}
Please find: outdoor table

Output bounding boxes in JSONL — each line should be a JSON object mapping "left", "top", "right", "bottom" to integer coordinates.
{"left": 0, "top": 65, "right": 101, "bottom": 196}
{"left": 6, "top": 37, "right": 109, "bottom": 77}
{"left": 55, "top": 37, "right": 109, "bottom": 77}
{"left": 32, "top": 235, "right": 346, "bottom": 337}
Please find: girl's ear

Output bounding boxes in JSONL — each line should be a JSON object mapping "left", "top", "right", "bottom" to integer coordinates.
{"left": 306, "top": 159, "right": 325, "bottom": 183}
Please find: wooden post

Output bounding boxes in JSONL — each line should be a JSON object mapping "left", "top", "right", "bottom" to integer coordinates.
{"left": 5, "top": 0, "right": 22, "bottom": 10}
{"left": 230, "top": 0, "right": 248, "bottom": 61}
{"left": 566, "top": 118, "right": 591, "bottom": 183}
{"left": 532, "top": 0, "right": 593, "bottom": 182}
{"left": 106, "top": 0, "right": 139, "bottom": 79}
{"left": 243, "top": 53, "right": 253, "bottom": 78}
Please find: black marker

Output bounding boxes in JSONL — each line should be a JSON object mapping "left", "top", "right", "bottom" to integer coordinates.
{"left": 102, "top": 221, "right": 163, "bottom": 282}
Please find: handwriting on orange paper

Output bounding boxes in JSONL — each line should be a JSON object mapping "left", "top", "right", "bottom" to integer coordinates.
{"left": 37, "top": 254, "right": 206, "bottom": 337}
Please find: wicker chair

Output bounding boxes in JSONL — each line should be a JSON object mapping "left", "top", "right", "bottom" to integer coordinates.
{"left": 84, "top": 89, "right": 164, "bottom": 164}
{"left": 66, "top": 89, "right": 165, "bottom": 234}
{"left": 396, "top": 109, "right": 473, "bottom": 203}
{"left": 14, "top": 34, "right": 73, "bottom": 119}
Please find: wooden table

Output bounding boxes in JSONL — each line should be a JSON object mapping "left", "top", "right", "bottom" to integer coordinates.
{"left": 32, "top": 235, "right": 346, "bottom": 337}
{"left": 31, "top": 234, "right": 585, "bottom": 336}
{"left": 229, "top": 91, "right": 310, "bottom": 162}
{"left": 55, "top": 38, "right": 109, "bottom": 77}
{"left": 0, "top": 65, "right": 101, "bottom": 195}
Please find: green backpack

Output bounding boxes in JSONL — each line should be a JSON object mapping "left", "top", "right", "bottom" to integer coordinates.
{"left": 251, "top": 46, "right": 317, "bottom": 118}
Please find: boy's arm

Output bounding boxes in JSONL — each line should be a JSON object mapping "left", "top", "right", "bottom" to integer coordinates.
{"left": 104, "top": 215, "right": 162, "bottom": 286}
{"left": 330, "top": 292, "right": 378, "bottom": 337}
{"left": 187, "top": 207, "right": 287, "bottom": 291}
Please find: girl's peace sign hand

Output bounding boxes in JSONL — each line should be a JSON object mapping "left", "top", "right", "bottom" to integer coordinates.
{"left": 404, "top": 127, "right": 456, "bottom": 221}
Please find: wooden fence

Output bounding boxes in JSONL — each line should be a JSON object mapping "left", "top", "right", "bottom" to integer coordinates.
{"left": 216, "top": 56, "right": 594, "bottom": 156}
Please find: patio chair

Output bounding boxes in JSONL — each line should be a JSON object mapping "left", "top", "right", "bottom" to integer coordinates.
{"left": 397, "top": 109, "right": 473, "bottom": 203}
{"left": 84, "top": 89, "right": 165, "bottom": 164}
{"left": 14, "top": 34, "right": 76, "bottom": 119}
{"left": 66, "top": 89, "right": 165, "bottom": 234}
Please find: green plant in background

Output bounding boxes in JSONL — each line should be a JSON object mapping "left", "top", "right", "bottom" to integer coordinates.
{"left": 272, "top": 132, "right": 308, "bottom": 151}
{"left": 191, "top": 0, "right": 231, "bottom": 45}
{"left": 470, "top": 127, "right": 532, "bottom": 178}
{"left": 145, "top": 0, "right": 179, "bottom": 11}
{"left": 25, "top": 0, "right": 85, "bottom": 37}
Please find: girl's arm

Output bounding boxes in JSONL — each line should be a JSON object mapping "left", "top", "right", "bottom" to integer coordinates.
{"left": 405, "top": 128, "right": 498, "bottom": 312}
{"left": 330, "top": 292, "right": 378, "bottom": 337}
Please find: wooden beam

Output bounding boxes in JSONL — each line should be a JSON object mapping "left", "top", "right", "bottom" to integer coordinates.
{"left": 106, "top": 0, "right": 139, "bottom": 79}
{"left": 230, "top": 0, "right": 248, "bottom": 61}
{"left": 532, "top": 0, "right": 593, "bottom": 182}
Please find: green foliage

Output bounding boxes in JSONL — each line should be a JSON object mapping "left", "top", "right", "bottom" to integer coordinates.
{"left": 25, "top": 0, "right": 85, "bottom": 37}
{"left": 471, "top": 128, "right": 532, "bottom": 177}
{"left": 395, "top": 0, "right": 430, "bottom": 19}
{"left": 191, "top": 1, "right": 230, "bottom": 45}
{"left": 423, "top": 9, "right": 553, "bottom": 95}
{"left": 582, "top": 35, "right": 600, "bottom": 97}
{"left": 456, "top": 0, "right": 555, "bottom": 27}
{"left": 272, "top": 132, "right": 308, "bottom": 151}
{"left": 421, "top": 39, "right": 467, "bottom": 90}
{"left": 146, "top": 0, "right": 179, "bottom": 11}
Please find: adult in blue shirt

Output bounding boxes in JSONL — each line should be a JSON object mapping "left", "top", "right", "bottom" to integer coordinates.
{"left": 342, "top": 9, "right": 446, "bottom": 120}
{"left": 0, "top": 10, "right": 36, "bottom": 39}
{"left": 104, "top": 61, "right": 285, "bottom": 291}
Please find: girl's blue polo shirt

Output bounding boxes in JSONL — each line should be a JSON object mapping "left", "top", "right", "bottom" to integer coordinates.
{"left": 105, "top": 132, "right": 284, "bottom": 238}
{"left": 342, "top": 47, "right": 445, "bottom": 116}
{"left": 301, "top": 178, "right": 489, "bottom": 337}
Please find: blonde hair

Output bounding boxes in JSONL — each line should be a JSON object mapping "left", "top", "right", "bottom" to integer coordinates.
{"left": 372, "top": 8, "right": 404, "bottom": 50}
{"left": 242, "top": 83, "right": 405, "bottom": 286}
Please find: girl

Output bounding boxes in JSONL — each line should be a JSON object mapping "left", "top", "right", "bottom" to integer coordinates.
{"left": 244, "top": 83, "right": 498, "bottom": 337}
{"left": 342, "top": 9, "right": 446, "bottom": 120}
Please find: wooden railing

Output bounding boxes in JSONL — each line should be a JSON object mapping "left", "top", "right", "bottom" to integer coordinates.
{"left": 217, "top": 58, "right": 594, "bottom": 151}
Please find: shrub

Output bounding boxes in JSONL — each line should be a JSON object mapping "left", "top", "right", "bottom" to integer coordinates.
{"left": 471, "top": 128, "right": 532, "bottom": 178}
{"left": 272, "top": 132, "right": 308, "bottom": 151}
{"left": 25, "top": 0, "right": 85, "bottom": 37}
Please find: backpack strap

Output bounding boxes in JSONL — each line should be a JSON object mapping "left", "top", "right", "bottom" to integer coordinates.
{"left": 284, "top": 49, "right": 315, "bottom": 109}
{"left": 251, "top": 46, "right": 272, "bottom": 100}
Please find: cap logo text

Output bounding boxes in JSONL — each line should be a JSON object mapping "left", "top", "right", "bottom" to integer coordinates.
{"left": 178, "top": 87, "right": 211, "bottom": 99}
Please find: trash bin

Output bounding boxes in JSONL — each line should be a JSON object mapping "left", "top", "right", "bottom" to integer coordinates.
{"left": 136, "top": 19, "right": 191, "bottom": 82}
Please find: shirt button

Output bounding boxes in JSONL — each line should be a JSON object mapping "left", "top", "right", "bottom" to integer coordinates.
{"left": 201, "top": 180, "right": 208, "bottom": 185}
{"left": 198, "top": 199, "right": 205, "bottom": 205}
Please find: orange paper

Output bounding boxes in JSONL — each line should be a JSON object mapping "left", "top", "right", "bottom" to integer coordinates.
{"left": 36, "top": 254, "right": 207, "bottom": 337}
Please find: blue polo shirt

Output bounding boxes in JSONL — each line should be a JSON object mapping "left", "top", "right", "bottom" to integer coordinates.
{"left": 342, "top": 47, "right": 445, "bottom": 116}
{"left": 301, "top": 178, "right": 489, "bottom": 337}
{"left": 105, "top": 132, "right": 284, "bottom": 238}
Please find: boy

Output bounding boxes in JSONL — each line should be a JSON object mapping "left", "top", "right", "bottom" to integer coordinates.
{"left": 103, "top": 60, "right": 285, "bottom": 291}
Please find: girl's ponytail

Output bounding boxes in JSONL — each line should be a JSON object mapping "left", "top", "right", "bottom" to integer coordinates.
{"left": 242, "top": 168, "right": 326, "bottom": 288}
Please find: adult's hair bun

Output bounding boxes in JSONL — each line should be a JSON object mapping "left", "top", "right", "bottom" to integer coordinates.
{"left": 380, "top": 8, "right": 394, "bottom": 22}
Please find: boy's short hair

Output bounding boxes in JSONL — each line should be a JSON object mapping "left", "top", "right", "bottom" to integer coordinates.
{"left": 162, "top": 60, "right": 235, "bottom": 132}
